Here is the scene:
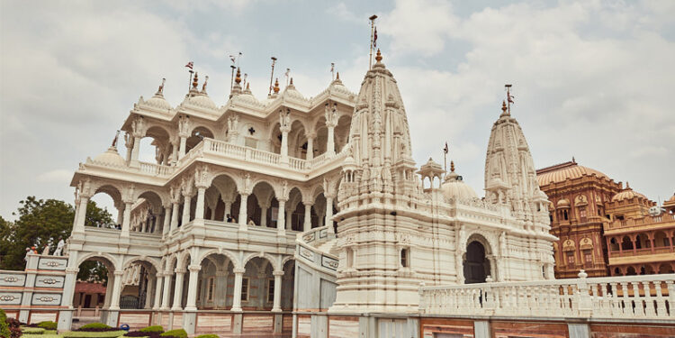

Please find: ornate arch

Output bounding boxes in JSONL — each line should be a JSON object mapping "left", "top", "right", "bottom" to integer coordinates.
{"left": 122, "top": 255, "right": 162, "bottom": 273}
{"left": 242, "top": 252, "right": 280, "bottom": 271}
{"left": 196, "top": 249, "right": 242, "bottom": 270}
{"left": 77, "top": 252, "right": 120, "bottom": 271}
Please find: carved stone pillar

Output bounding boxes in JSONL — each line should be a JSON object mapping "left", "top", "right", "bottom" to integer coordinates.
{"left": 171, "top": 269, "right": 186, "bottom": 310}
{"left": 272, "top": 270, "right": 284, "bottom": 312}
{"left": 185, "top": 265, "right": 201, "bottom": 311}
{"left": 239, "top": 193, "right": 249, "bottom": 230}
{"left": 109, "top": 270, "right": 125, "bottom": 310}
{"left": 160, "top": 272, "right": 172, "bottom": 310}
{"left": 303, "top": 202, "right": 313, "bottom": 231}
{"left": 279, "top": 109, "right": 291, "bottom": 164}
{"left": 306, "top": 133, "right": 315, "bottom": 161}
{"left": 182, "top": 193, "right": 192, "bottom": 226}
{"left": 121, "top": 202, "right": 133, "bottom": 237}
{"left": 277, "top": 199, "right": 287, "bottom": 235}
{"left": 325, "top": 194, "right": 335, "bottom": 234}
{"left": 152, "top": 273, "right": 163, "bottom": 310}
{"left": 231, "top": 268, "right": 245, "bottom": 312}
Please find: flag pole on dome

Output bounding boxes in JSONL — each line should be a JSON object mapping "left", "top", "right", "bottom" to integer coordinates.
{"left": 443, "top": 142, "right": 449, "bottom": 175}
{"left": 229, "top": 55, "right": 237, "bottom": 96}
{"left": 331, "top": 62, "right": 335, "bottom": 81}
{"left": 185, "top": 61, "right": 194, "bottom": 92}
{"left": 268, "top": 56, "right": 277, "bottom": 96}
{"left": 112, "top": 130, "right": 121, "bottom": 149}
{"left": 505, "top": 84, "right": 514, "bottom": 114}
{"left": 285, "top": 68, "right": 291, "bottom": 86}
{"left": 369, "top": 15, "right": 378, "bottom": 70}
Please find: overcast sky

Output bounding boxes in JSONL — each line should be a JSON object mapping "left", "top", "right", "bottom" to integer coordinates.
{"left": 1, "top": 0, "right": 674, "bottom": 220}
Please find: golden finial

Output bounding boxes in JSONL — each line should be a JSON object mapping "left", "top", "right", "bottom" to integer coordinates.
{"left": 336, "top": 72, "right": 340, "bottom": 80}
{"left": 235, "top": 67, "right": 241, "bottom": 84}
{"left": 450, "top": 161, "right": 455, "bottom": 172}
{"left": 290, "top": 77, "right": 294, "bottom": 85}
{"left": 626, "top": 181, "right": 631, "bottom": 189}
{"left": 192, "top": 72, "right": 199, "bottom": 89}
{"left": 375, "top": 48, "right": 382, "bottom": 62}
{"left": 246, "top": 82, "right": 250, "bottom": 90}
{"left": 501, "top": 100, "right": 507, "bottom": 113}
{"left": 273, "top": 78, "right": 280, "bottom": 93}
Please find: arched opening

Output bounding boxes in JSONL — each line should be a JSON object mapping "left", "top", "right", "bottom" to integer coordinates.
{"left": 654, "top": 231, "right": 669, "bottom": 248}
{"left": 196, "top": 253, "right": 235, "bottom": 310}
{"left": 137, "top": 126, "right": 172, "bottom": 165}
{"left": 288, "top": 120, "right": 307, "bottom": 159}
{"left": 208, "top": 174, "right": 239, "bottom": 223}
{"left": 621, "top": 236, "right": 634, "bottom": 251}
{"left": 287, "top": 187, "right": 304, "bottom": 231}
{"left": 186, "top": 126, "right": 214, "bottom": 154}
{"left": 251, "top": 181, "right": 277, "bottom": 228}
{"left": 131, "top": 191, "right": 165, "bottom": 234}
{"left": 463, "top": 240, "right": 490, "bottom": 284}
{"left": 242, "top": 257, "right": 274, "bottom": 310}
{"left": 609, "top": 237, "right": 619, "bottom": 252}
{"left": 658, "top": 263, "right": 674, "bottom": 274}
{"left": 89, "top": 185, "right": 122, "bottom": 229}
{"left": 269, "top": 123, "right": 282, "bottom": 154}
{"left": 312, "top": 192, "right": 326, "bottom": 228}
{"left": 626, "top": 266, "right": 637, "bottom": 276}
{"left": 314, "top": 118, "right": 328, "bottom": 157}
{"left": 73, "top": 256, "right": 114, "bottom": 324}
{"left": 119, "top": 260, "right": 158, "bottom": 309}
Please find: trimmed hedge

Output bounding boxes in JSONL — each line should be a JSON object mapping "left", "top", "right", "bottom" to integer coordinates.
{"left": 77, "top": 323, "right": 111, "bottom": 330}
{"left": 19, "top": 327, "right": 45, "bottom": 335}
{"left": 63, "top": 330, "right": 126, "bottom": 338}
{"left": 139, "top": 326, "right": 164, "bottom": 333}
{"left": 196, "top": 335, "right": 220, "bottom": 338}
{"left": 37, "top": 322, "right": 57, "bottom": 331}
{"left": 160, "top": 329, "right": 186, "bottom": 338}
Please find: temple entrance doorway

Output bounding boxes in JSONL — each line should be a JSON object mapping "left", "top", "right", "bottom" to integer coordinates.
{"left": 463, "top": 241, "right": 490, "bottom": 284}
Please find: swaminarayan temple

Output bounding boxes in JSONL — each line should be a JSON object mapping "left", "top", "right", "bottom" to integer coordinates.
{"left": 1, "top": 49, "right": 674, "bottom": 337}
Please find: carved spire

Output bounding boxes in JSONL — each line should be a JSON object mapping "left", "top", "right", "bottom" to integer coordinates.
{"left": 450, "top": 160, "right": 455, "bottom": 172}
{"left": 501, "top": 100, "right": 507, "bottom": 115}
{"left": 375, "top": 48, "right": 382, "bottom": 63}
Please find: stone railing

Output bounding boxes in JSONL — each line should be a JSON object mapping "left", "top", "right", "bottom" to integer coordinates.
{"left": 295, "top": 225, "right": 339, "bottom": 272}
{"left": 419, "top": 271, "right": 675, "bottom": 320}
{"left": 605, "top": 213, "right": 675, "bottom": 230}
{"left": 609, "top": 246, "right": 673, "bottom": 257}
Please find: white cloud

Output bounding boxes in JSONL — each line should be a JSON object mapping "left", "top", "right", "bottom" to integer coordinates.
{"left": 37, "top": 170, "right": 73, "bottom": 184}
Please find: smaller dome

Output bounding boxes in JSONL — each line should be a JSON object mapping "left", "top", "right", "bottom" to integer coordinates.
{"left": 93, "top": 147, "right": 126, "bottom": 167}
{"left": 441, "top": 165, "right": 478, "bottom": 201}
{"left": 667, "top": 193, "right": 675, "bottom": 203}
{"left": 557, "top": 198, "right": 570, "bottom": 207}
{"left": 145, "top": 93, "right": 172, "bottom": 110}
{"left": 612, "top": 184, "right": 648, "bottom": 202}
{"left": 186, "top": 93, "right": 217, "bottom": 110}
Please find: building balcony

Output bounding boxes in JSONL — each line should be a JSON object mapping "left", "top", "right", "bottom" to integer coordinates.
{"left": 608, "top": 246, "right": 674, "bottom": 266}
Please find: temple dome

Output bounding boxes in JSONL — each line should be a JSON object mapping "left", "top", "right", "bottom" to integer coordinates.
{"left": 185, "top": 93, "right": 217, "bottom": 110}
{"left": 441, "top": 164, "right": 478, "bottom": 201}
{"left": 537, "top": 161, "right": 609, "bottom": 186}
{"left": 612, "top": 184, "right": 648, "bottom": 202}
{"left": 145, "top": 93, "right": 172, "bottom": 110}
{"left": 93, "top": 147, "right": 126, "bottom": 166}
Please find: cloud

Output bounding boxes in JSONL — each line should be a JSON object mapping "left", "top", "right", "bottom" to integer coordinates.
{"left": 328, "top": 3, "right": 361, "bottom": 24}
{"left": 37, "top": 170, "right": 73, "bottom": 184}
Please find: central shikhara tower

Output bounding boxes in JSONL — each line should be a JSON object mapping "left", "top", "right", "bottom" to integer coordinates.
{"left": 331, "top": 51, "right": 555, "bottom": 313}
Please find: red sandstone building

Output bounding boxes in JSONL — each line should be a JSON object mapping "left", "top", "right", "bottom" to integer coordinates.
{"left": 536, "top": 159, "right": 675, "bottom": 278}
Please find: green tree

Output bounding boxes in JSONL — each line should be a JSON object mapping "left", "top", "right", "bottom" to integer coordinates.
{"left": 0, "top": 196, "right": 113, "bottom": 284}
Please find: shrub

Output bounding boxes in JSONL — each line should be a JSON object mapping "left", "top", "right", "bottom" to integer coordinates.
{"left": 6, "top": 318, "right": 22, "bottom": 338}
{"left": 196, "top": 335, "right": 220, "bottom": 338}
{"left": 139, "top": 326, "right": 164, "bottom": 333}
{"left": 37, "top": 321, "right": 58, "bottom": 331}
{"left": 0, "top": 309, "right": 11, "bottom": 338}
{"left": 160, "top": 329, "right": 187, "bottom": 338}
{"left": 63, "top": 330, "right": 126, "bottom": 337}
{"left": 78, "top": 322, "right": 111, "bottom": 330}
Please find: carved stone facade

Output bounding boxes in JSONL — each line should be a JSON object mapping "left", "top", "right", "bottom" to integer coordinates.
{"left": 330, "top": 51, "right": 556, "bottom": 314}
